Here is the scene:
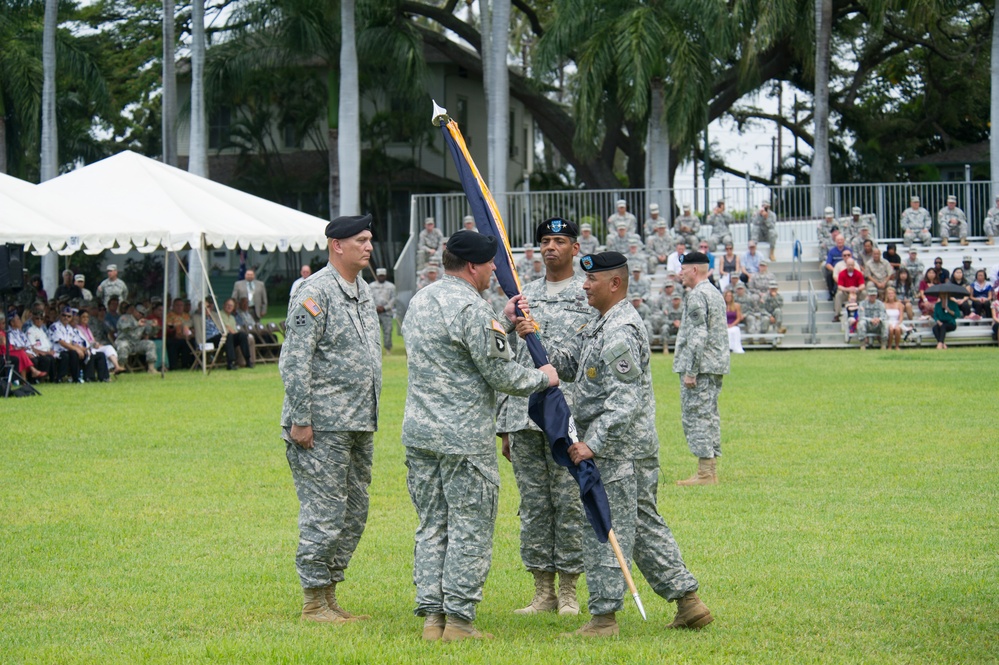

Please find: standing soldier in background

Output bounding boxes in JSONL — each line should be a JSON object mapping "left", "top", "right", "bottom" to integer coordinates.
{"left": 96, "top": 264, "right": 128, "bottom": 307}
{"left": 900, "top": 196, "right": 932, "bottom": 247}
{"left": 673, "top": 204, "right": 701, "bottom": 248}
{"left": 607, "top": 199, "right": 638, "bottom": 236}
{"left": 279, "top": 214, "right": 382, "bottom": 625}
{"left": 674, "top": 252, "right": 731, "bottom": 486}
{"left": 369, "top": 268, "right": 396, "bottom": 351}
{"left": 512, "top": 251, "right": 712, "bottom": 637}
{"left": 704, "top": 200, "right": 733, "bottom": 252}
{"left": 402, "top": 230, "right": 558, "bottom": 643}
{"left": 417, "top": 217, "right": 443, "bottom": 270}
{"left": 937, "top": 195, "right": 968, "bottom": 246}
{"left": 982, "top": 195, "right": 999, "bottom": 245}
{"left": 751, "top": 200, "right": 778, "bottom": 261}
{"left": 501, "top": 218, "right": 591, "bottom": 618}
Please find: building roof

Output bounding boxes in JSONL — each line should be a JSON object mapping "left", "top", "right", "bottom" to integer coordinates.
{"left": 902, "top": 141, "right": 989, "bottom": 167}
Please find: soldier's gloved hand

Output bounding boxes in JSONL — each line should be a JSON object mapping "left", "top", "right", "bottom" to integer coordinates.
{"left": 539, "top": 364, "right": 559, "bottom": 388}
{"left": 290, "top": 424, "right": 314, "bottom": 449}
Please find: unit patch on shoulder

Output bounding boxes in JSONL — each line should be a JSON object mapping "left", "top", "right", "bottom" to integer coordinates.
{"left": 486, "top": 326, "right": 512, "bottom": 360}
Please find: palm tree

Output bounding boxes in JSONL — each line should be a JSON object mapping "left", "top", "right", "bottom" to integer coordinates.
{"left": 188, "top": 0, "right": 207, "bottom": 177}
{"left": 40, "top": 0, "right": 58, "bottom": 295}
{"left": 481, "top": 0, "right": 510, "bottom": 217}
{"left": 162, "top": 0, "right": 178, "bottom": 167}
{"left": 811, "top": 0, "right": 832, "bottom": 216}
{"left": 991, "top": 0, "right": 999, "bottom": 199}
{"left": 338, "top": 0, "right": 359, "bottom": 216}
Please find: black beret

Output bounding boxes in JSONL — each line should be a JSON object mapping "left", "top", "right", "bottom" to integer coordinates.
{"left": 535, "top": 217, "right": 579, "bottom": 243}
{"left": 580, "top": 252, "right": 627, "bottom": 273}
{"left": 681, "top": 251, "right": 710, "bottom": 265}
{"left": 447, "top": 230, "right": 497, "bottom": 264}
{"left": 326, "top": 214, "right": 373, "bottom": 239}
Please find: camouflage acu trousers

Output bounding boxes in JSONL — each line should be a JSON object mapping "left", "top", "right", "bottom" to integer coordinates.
{"left": 509, "top": 430, "right": 585, "bottom": 574}
{"left": 377, "top": 312, "right": 394, "bottom": 350}
{"left": 284, "top": 429, "right": 373, "bottom": 589}
{"left": 405, "top": 447, "right": 498, "bottom": 623}
{"left": 115, "top": 338, "right": 156, "bottom": 364}
{"left": 584, "top": 457, "right": 698, "bottom": 616}
{"left": 679, "top": 374, "right": 723, "bottom": 458}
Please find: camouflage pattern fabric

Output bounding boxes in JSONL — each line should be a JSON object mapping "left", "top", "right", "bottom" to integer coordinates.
{"left": 605, "top": 232, "right": 635, "bottom": 254}
{"left": 607, "top": 211, "right": 638, "bottom": 236}
{"left": 95, "top": 278, "right": 128, "bottom": 307}
{"left": 284, "top": 430, "right": 373, "bottom": 588}
{"left": 983, "top": 206, "right": 999, "bottom": 239}
{"left": 937, "top": 206, "right": 968, "bottom": 240}
{"left": 733, "top": 290, "right": 760, "bottom": 333}
{"left": 673, "top": 214, "right": 701, "bottom": 247}
{"left": 627, "top": 274, "right": 652, "bottom": 301}
{"left": 858, "top": 298, "right": 888, "bottom": 344}
{"left": 903, "top": 257, "right": 925, "bottom": 285}
{"left": 679, "top": 374, "right": 724, "bottom": 458}
{"left": 704, "top": 211, "right": 733, "bottom": 251}
{"left": 750, "top": 209, "right": 778, "bottom": 247}
{"left": 114, "top": 314, "right": 156, "bottom": 363}
{"left": 645, "top": 232, "right": 673, "bottom": 272}
{"left": 761, "top": 292, "right": 784, "bottom": 332}
{"left": 900, "top": 207, "right": 933, "bottom": 247}
{"left": 577, "top": 234, "right": 600, "bottom": 257}
{"left": 369, "top": 278, "right": 396, "bottom": 350}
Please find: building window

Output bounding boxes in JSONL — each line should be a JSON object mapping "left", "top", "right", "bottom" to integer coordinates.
{"left": 456, "top": 96, "right": 469, "bottom": 130}
{"left": 208, "top": 106, "right": 231, "bottom": 150}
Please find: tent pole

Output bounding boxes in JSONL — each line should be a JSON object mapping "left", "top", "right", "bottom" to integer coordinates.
{"left": 161, "top": 248, "right": 169, "bottom": 378}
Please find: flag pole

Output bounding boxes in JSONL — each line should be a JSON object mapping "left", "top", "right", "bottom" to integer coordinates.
{"left": 607, "top": 529, "right": 647, "bottom": 620}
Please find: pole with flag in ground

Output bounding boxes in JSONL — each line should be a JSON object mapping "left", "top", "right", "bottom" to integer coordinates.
{"left": 431, "top": 100, "right": 646, "bottom": 621}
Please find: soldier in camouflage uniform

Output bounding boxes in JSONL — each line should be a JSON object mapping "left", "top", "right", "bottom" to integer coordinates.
{"left": 416, "top": 263, "right": 440, "bottom": 290}
{"left": 417, "top": 218, "right": 444, "bottom": 270}
{"left": 856, "top": 284, "right": 888, "bottom": 350}
{"left": 517, "top": 245, "right": 538, "bottom": 278}
{"left": 605, "top": 221, "right": 633, "bottom": 254}
{"left": 750, "top": 200, "right": 778, "bottom": 261}
{"left": 577, "top": 223, "right": 600, "bottom": 256}
{"left": 625, "top": 240, "right": 647, "bottom": 275}
{"left": 704, "top": 200, "right": 733, "bottom": 252}
{"left": 747, "top": 259, "right": 773, "bottom": 298}
{"left": 500, "top": 218, "right": 592, "bottom": 617}
{"left": 95, "top": 264, "right": 129, "bottom": 307}
{"left": 402, "top": 230, "right": 558, "bottom": 642}
{"left": 369, "top": 268, "right": 396, "bottom": 350}
{"left": 733, "top": 283, "right": 760, "bottom": 335}
{"left": 630, "top": 295, "right": 651, "bottom": 323}
{"left": 627, "top": 268, "right": 652, "bottom": 302}
{"left": 645, "top": 221, "right": 673, "bottom": 274}
{"left": 516, "top": 251, "right": 710, "bottom": 637}
{"left": 607, "top": 199, "right": 638, "bottom": 236}
{"left": 279, "top": 214, "right": 383, "bottom": 625}
{"left": 937, "top": 194, "right": 969, "bottom": 246}
{"left": 903, "top": 248, "right": 924, "bottom": 286}
{"left": 673, "top": 204, "right": 701, "bottom": 247}
{"left": 817, "top": 207, "right": 839, "bottom": 257}
{"left": 982, "top": 195, "right": 999, "bottom": 245}
{"left": 674, "top": 251, "right": 730, "bottom": 486}
{"left": 114, "top": 303, "right": 157, "bottom": 372}
{"left": 662, "top": 293, "right": 685, "bottom": 351}
{"left": 900, "top": 196, "right": 933, "bottom": 248}
{"left": 644, "top": 203, "right": 667, "bottom": 238}
{"left": 760, "top": 283, "right": 785, "bottom": 334}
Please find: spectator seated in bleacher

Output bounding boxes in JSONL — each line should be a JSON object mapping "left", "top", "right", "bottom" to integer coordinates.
{"left": 833, "top": 258, "right": 865, "bottom": 322}
{"left": 733, "top": 282, "right": 760, "bottom": 333}
{"left": 718, "top": 242, "right": 740, "bottom": 292}
{"left": 750, "top": 200, "right": 778, "bottom": 262}
{"left": 166, "top": 298, "right": 194, "bottom": 369}
{"left": 24, "top": 310, "right": 57, "bottom": 376}
{"left": 864, "top": 248, "right": 892, "bottom": 300}
{"left": 747, "top": 259, "right": 773, "bottom": 297}
{"left": 644, "top": 203, "right": 666, "bottom": 238}
{"left": 417, "top": 217, "right": 443, "bottom": 270}
{"left": 918, "top": 268, "right": 940, "bottom": 316}
{"left": 667, "top": 241, "right": 687, "bottom": 275}
{"left": 855, "top": 237, "right": 876, "bottom": 268}
{"left": 673, "top": 204, "right": 701, "bottom": 247}
{"left": 823, "top": 233, "right": 848, "bottom": 296}
{"left": 857, "top": 285, "right": 888, "bottom": 350}
{"left": 630, "top": 295, "right": 651, "bottom": 327}
{"left": 723, "top": 289, "right": 745, "bottom": 354}
{"left": 893, "top": 269, "right": 917, "bottom": 320}
{"left": 662, "top": 292, "right": 685, "bottom": 353}
{"left": 761, "top": 284, "right": 786, "bottom": 334}
{"left": 931, "top": 256, "right": 950, "bottom": 282}
{"left": 817, "top": 207, "right": 839, "bottom": 258}
{"left": 76, "top": 309, "right": 118, "bottom": 377}
{"left": 705, "top": 199, "right": 734, "bottom": 252}
{"left": 991, "top": 290, "right": 999, "bottom": 343}
{"left": 844, "top": 292, "right": 860, "bottom": 333}
{"left": 605, "top": 220, "right": 635, "bottom": 254}
{"left": 645, "top": 221, "right": 672, "bottom": 274}
{"left": 932, "top": 292, "right": 962, "bottom": 349}
{"left": 949, "top": 268, "right": 973, "bottom": 317}
{"left": 577, "top": 223, "right": 599, "bottom": 256}
{"left": 740, "top": 240, "right": 761, "bottom": 283}
{"left": 883, "top": 242, "right": 902, "bottom": 271}
{"left": 607, "top": 199, "right": 639, "bottom": 236}
{"left": 883, "top": 287, "right": 907, "bottom": 349}
{"left": 2, "top": 308, "right": 49, "bottom": 382}
{"left": 628, "top": 268, "right": 651, "bottom": 301}
{"left": 49, "top": 306, "right": 86, "bottom": 381}
{"left": 104, "top": 296, "right": 121, "bottom": 332}
{"left": 970, "top": 270, "right": 993, "bottom": 318}
{"left": 937, "top": 194, "right": 968, "bottom": 247}
{"left": 626, "top": 239, "right": 648, "bottom": 274}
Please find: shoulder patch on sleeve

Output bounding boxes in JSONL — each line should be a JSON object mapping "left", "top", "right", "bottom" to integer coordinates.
{"left": 290, "top": 303, "right": 317, "bottom": 332}
{"left": 601, "top": 337, "right": 641, "bottom": 382}
{"left": 486, "top": 325, "right": 512, "bottom": 360}
{"left": 302, "top": 297, "right": 322, "bottom": 316}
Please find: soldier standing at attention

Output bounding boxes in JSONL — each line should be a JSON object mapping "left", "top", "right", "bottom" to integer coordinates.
{"left": 402, "top": 230, "right": 559, "bottom": 643}
{"left": 502, "top": 218, "right": 591, "bottom": 618}
{"left": 673, "top": 251, "right": 731, "bottom": 486}
{"left": 279, "top": 214, "right": 383, "bottom": 625}
{"left": 96, "top": 264, "right": 128, "bottom": 307}
{"left": 512, "top": 251, "right": 712, "bottom": 638}
{"left": 369, "top": 268, "right": 396, "bottom": 351}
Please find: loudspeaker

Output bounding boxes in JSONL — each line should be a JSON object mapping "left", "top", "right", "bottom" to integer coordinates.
{"left": 0, "top": 244, "right": 25, "bottom": 293}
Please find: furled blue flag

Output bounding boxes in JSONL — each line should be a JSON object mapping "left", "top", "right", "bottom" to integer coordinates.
{"left": 433, "top": 101, "right": 612, "bottom": 543}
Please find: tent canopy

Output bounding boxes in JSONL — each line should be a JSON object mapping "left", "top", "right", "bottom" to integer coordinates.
{"left": 38, "top": 151, "right": 328, "bottom": 253}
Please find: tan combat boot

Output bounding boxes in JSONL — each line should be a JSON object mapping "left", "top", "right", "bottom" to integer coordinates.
{"left": 667, "top": 591, "right": 713, "bottom": 629}
{"left": 301, "top": 587, "right": 346, "bottom": 624}
{"left": 987, "top": 237, "right": 995, "bottom": 246}
{"left": 441, "top": 616, "right": 494, "bottom": 642}
{"left": 960, "top": 238, "right": 969, "bottom": 246}
{"left": 513, "top": 570, "right": 557, "bottom": 614}
{"left": 324, "top": 582, "right": 370, "bottom": 621}
{"left": 941, "top": 237, "right": 949, "bottom": 246}
{"left": 677, "top": 458, "right": 717, "bottom": 486}
{"left": 422, "top": 614, "right": 446, "bottom": 641}
{"left": 562, "top": 612, "right": 618, "bottom": 637}
{"left": 557, "top": 572, "right": 581, "bottom": 615}
{"left": 769, "top": 248, "right": 776, "bottom": 262}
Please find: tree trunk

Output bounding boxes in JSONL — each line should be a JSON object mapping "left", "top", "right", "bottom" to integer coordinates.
{"left": 327, "top": 67, "right": 340, "bottom": 220}
{"left": 647, "top": 78, "right": 670, "bottom": 219}
{"left": 486, "top": 0, "right": 510, "bottom": 220}
{"left": 40, "top": 0, "right": 59, "bottom": 296}
{"left": 162, "top": 0, "right": 178, "bottom": 167}
{"left": 0, "top": 108, "right": 7, "bottom": 175}
{"left": 991, "top": 0, "right": 999, "bottom": 198}
{"left": 811, "top": 0, "right": 832, "bottom": 217}
{"left": 338, "top": 0, "right": 360, "bottom": 216}
{"left": 188, "top": 0, "right": 207, "bottom": 177}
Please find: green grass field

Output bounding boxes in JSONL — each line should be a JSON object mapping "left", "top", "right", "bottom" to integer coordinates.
{"left": 2, "top": 347, "right": 997, "bottom": 664}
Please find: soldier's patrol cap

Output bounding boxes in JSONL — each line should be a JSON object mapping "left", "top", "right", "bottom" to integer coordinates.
{"left": 865, "top": 284, "right": 878, "bottom": 295}
{"left": 424, "top": 217, "right": 435, "bottom": 225}
{"left": 735, "top": 282, "right": 746, "bottom": 290}
{"left": 615, "top": 220, "right": 628, "bottom": 230}
{"left": 580, "top": 222, "right": 592, "bottom": 231}
{"left": 908, "top": 247, "right": 918, "bottom": 254}
{"left": 681, "top": 251, "right": 710, "bottom": 265}
{"left": 963, "top": 255, "right": 972, "bottom": 262}
{"left": 851, "top": 206, "right": 862, "bottom": 215}
{"left": 628, "top": 239, "right": 639, "bottom": 247}
{"left": 650, "top": 203, "right": 660, "bottom": 212}
{"left": 762, "top": 199, "right": 771, "bottom": 207}
{"left": 579, "top": 252, "right": 627, "bottom": 273}
{"left": 463, "top": 215, "right": 475, "bottom": 225}
{"left": 616, "top": 199, "right": 627, "bottom": 207}
{"left": 535, "top": 217, "right": 579, "bottom": 242}
{"left": 106, "top": 264, "right": 117, "bottom": 271}
{"left": 823, "top": 207, "right": 834, "bottom": 216}
{"left": 326, "top": 214, "right": 372, "bottom": 239}
{"left": 682, "top": 203, "right": 691, "bottom": 211}
{"left": 448, "top": 229, "right": 497, "bottom": 264}
{"left": 947, "top": 194, "right": 957, "bottom": 203}
{"left": 74, "top": 274, "right": 85, "bottom": 282}
{"left": 910, "top": 195, "right": 920, "bottom": 203}
{"left": 376, "top": 268, "right": 387, "bottom": 275}
{"left": 759, "top": 258, "right": 769, "bottom": 266}
{"left": 671, "top": 293, "right": 682, "bottom": 300}
{"left": 655, "top": 220, "right": 667, "bottom": 228}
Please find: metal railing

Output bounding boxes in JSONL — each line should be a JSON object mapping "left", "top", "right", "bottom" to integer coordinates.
{"left": 806, "top": 279, "right": 819, "bottom": 345}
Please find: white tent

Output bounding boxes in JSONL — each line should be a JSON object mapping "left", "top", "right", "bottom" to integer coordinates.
{"left": 0, "top": 171, "right": 168, "bottom": 256}
{"left": 38, "top": 150, "right": 328, "bottom": 253}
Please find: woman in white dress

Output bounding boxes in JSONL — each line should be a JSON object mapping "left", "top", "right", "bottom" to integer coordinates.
{"left": 883, "top": 286, "right": 906, "bottom": 350}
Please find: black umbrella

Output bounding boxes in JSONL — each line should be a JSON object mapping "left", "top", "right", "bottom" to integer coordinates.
{"left": 925, "top": 283, "right": 969, "bottom": 297}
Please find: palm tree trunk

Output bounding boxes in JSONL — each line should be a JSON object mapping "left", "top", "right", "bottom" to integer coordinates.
{"left": 484, "top": 0, "right": 510, "bottom": 222}
{"left": 811, "top": 0, "right": 832, "bottom": 218}
{"left": 647, "top": 78, "right": 670, "bottom": 221}
{"left": 162, "top": 0, "right": 178, "bottom": 167}
{"left": 327, "top": 68, "right": 339, "bottom": 220}
{"left": 40, "top": 0, "right": 59, "bottom": 296}
{"left": 338, "top": 0, "right": 360, "bottom": 216}
{"left": 188, "top": 0, "right": 207, "bottom": 177}
{"left": 991, "top": 0, "right": 999, "bottom": 199}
